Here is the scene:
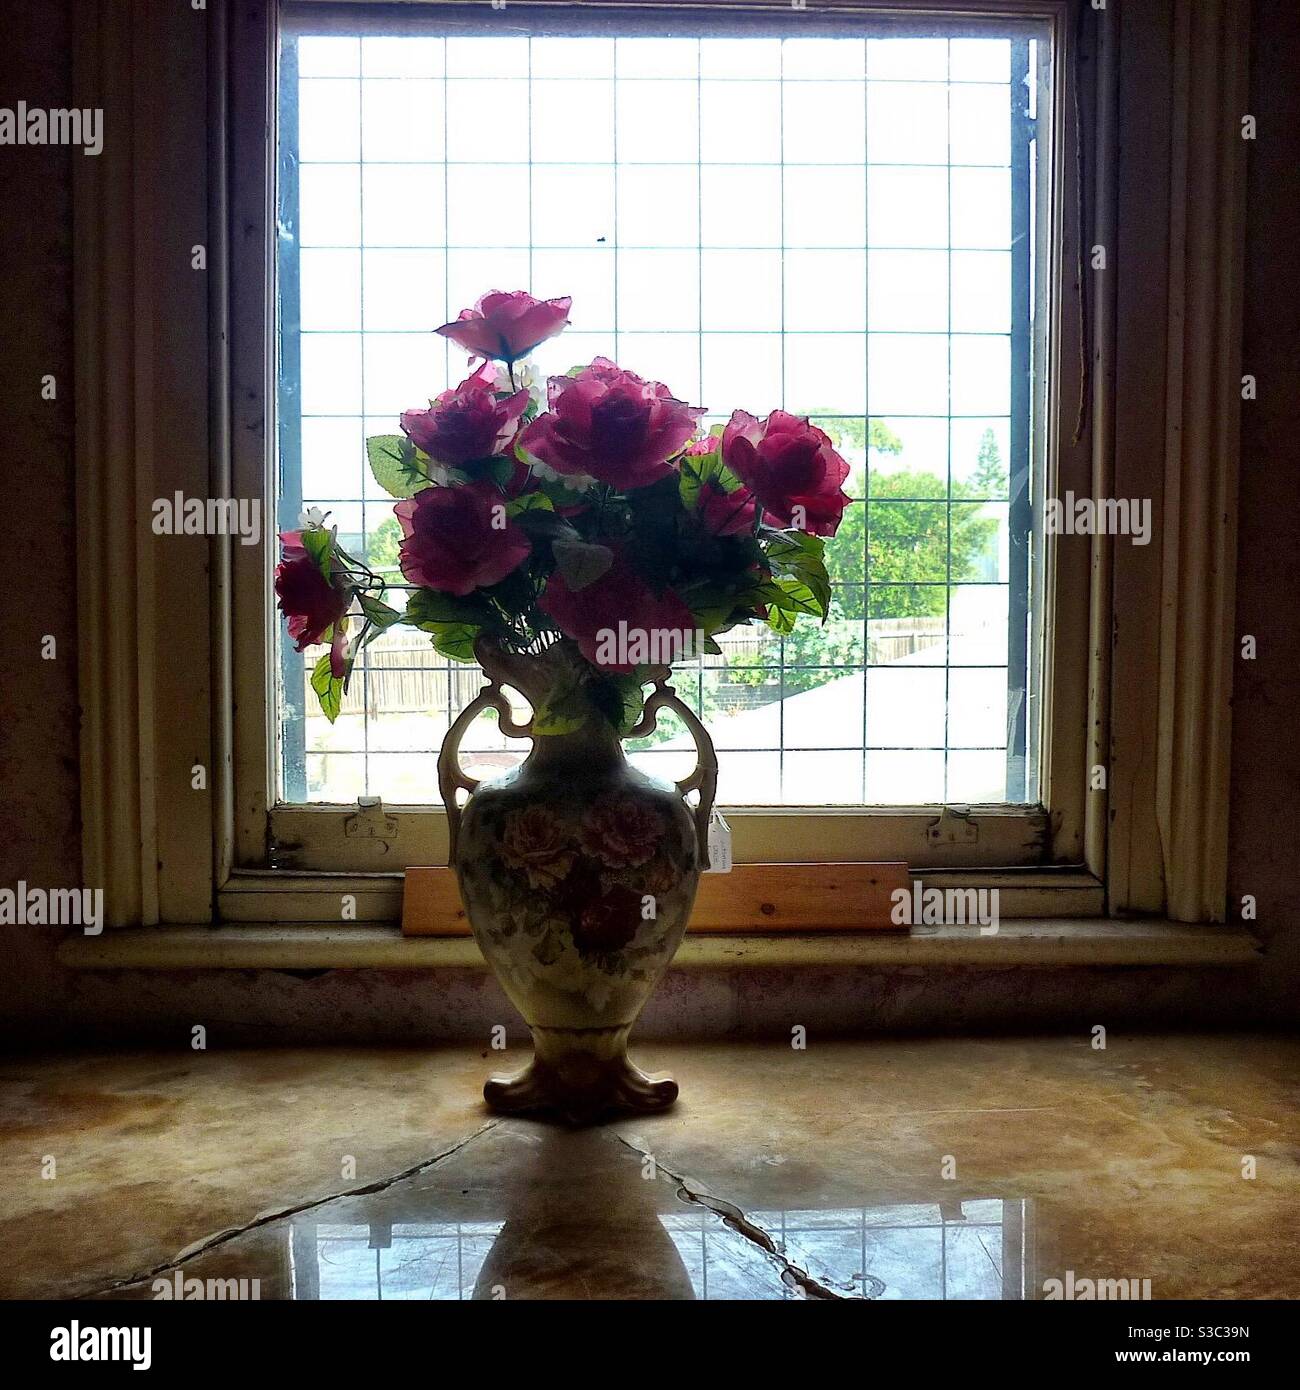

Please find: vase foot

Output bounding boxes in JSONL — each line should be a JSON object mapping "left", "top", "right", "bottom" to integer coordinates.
{"left": 485, "top": 1025, "right": 678, "bottom": 1125}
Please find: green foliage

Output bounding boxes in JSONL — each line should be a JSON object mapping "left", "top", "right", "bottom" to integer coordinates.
{"left": 586, "top": 671, "right": 648, "bottom": 737}
{"left": 801, "top": 414, "right": 905, "bottom": 458}
{"left": 404, "top": 590, "right": 494, "bottom": 664}
{"left": 974, "top": 426, "right": 1006, "bottom": 495}
{"left": 364, "top": 515, "right": 403, "bottom": 578}
{"left": 504, "top": 491, "right": 555, "bottom": 517}
{"left": 819, "top": 416, "right": 1007, "bottom": 621}
{"left": 722, "top": 419, "right": 1009, "bottom": 698}
{"left": 552, "top": 539, "right": 614, "bottom": 591}
{"left": 300, "top": 526, "right": 333, "bottom": 578}
{"left": 366, "top": 434, "right": 434, "bottom": 499}
{"left": 310, "top": 648, "right": 345, "bottom": 723}
{"left": 678, "top": 445, "right": 743, "bottom": 512}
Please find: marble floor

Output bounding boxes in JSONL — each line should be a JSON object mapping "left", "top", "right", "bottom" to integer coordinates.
{"left": 1, "top": 1034, "right": 1297, "bottom": 1300}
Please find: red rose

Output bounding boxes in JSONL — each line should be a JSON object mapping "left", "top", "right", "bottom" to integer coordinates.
{"left": 697, "top": 476, "right": 757, "bottom": 536}
{"left": 579, "top": 795, "right": 665, "bottom": 869}
{"left": 436, "top": 290, "right": 572, "bottom": 364}
{"left": 573, "top": 884, "right": 646, "bottom": 954}
{"left": 721, "top": 409, "right": 851, "bottom": 536}
{"left": 517, "top": 358, "right": 703, "bottom": 491}
{"left": 394, "top": 483, "right": 531, "bottom": 596}
{"left": 275, "top": 547, "right": 350, "bottom": 678}
{"left": 539, "top": 556, "right": 698, "bottom": 673}
{"left": 400, "top": 364, "right": 529, "bottom": 467}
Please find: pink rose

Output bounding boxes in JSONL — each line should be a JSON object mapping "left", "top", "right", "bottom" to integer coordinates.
{"left": 517, "top": 358, "right": 703, "bottom": 491}
{"left": 400, "top": 364, "right": 529, "bottom": 467}
{"left": 697, "top": 476, "right": 757, "bottom": 536}
{"left": 499, "top": 805, "right": 576, "bottom": 889}
{"left": 395, "top": 483, "right": 531, "bottom": 596}
{"left": 275, "top": 543, "right": 350, "bottom": 678}
{"left": 721, "top": 409, "right": 851, "bottom": 536}
{"left": 436, "top": 290, "right": 572, "bottom": 364}
{"left": 279, "top": 528, "right": 309, "bottom": 562}
{"left": 579, "top": 795, "right": 665, "bottom": 870}
{"left": 539, "top": 555, "right": 698, "bottom": 673}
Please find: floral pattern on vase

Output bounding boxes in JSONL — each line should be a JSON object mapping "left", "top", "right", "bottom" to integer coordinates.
{"left": 441, "top": 638, "right": 716, "bottom": 1124}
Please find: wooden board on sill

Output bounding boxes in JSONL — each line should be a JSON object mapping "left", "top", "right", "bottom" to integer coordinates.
{"left": 401, "top": 862, "right": 911, "bottom": 936}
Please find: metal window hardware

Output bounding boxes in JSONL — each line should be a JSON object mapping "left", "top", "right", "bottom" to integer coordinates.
{"left": 344, "top": 797, "right": 398, "bottom": 841}
{"left": 926, "top": 806, "right": 980, "bottom": 846}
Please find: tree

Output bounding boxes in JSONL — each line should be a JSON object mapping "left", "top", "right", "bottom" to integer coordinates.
{"left": 365, "top": 514, "right": 403, "bottom": 579}
{"left": 727, "top": 417, "right": 1008, "bottom": 698}
{"left": 973, "top": 426, "right": 1006, "bottom": 496}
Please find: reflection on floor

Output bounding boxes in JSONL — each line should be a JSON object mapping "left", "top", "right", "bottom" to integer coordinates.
{"left": 292, "top": 1197, "right": 1023, "bottom": 1300}
{"left": 2, "top": 1035, "right": 1297, "bottom": 1300}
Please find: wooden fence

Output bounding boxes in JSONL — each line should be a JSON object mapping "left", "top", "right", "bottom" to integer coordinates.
{"left": 342, "top": 618, "right": 946, "bottom": 718}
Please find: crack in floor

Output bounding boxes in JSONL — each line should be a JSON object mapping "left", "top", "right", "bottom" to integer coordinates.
{"left": 614, "top": 1134, "right": 884, "bottom": 1301}
{"left": 74, "top": 1119, "right": 503, "bottom": 1300}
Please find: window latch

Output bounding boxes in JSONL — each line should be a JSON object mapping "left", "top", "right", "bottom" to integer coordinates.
{"left": 927, "top": 806, "right": 979, "bottom": 846}
{"left": 345, "top": 796, "right": 398, "bottom": 842}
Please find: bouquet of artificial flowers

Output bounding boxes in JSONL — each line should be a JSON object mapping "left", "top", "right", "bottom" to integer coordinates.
{"left": 277, "top": 290, "right": 851, "bottom": 734}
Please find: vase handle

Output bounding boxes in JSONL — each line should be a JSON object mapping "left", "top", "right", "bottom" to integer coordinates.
{"left": 437, "top": 679, "right": 533, "bottom": 866}
{"left": 631, "top": 680, "right": 719, "bottom": 870}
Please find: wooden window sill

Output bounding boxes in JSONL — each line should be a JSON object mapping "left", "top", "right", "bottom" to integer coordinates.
{"left": 57, "top": 920, "right": 1260, "bottom": 971}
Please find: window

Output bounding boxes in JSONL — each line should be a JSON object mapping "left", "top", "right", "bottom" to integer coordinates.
{"left": 69, "top": 0, "right": 1250, "bottom": 930}
{"left": 274, "top": 10, "right": 1055, "bottom": 821}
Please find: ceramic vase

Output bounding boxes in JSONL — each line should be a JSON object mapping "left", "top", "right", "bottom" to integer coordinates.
{"left": 439, "top": 637, "right": 717, "bottom": 1124}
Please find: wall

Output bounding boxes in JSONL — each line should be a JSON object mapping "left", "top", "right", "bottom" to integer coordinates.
{"left": 1, "top": 1, "right": 1296, "bottom": 1045}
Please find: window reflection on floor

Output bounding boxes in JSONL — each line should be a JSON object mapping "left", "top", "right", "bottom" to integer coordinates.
{"left": 293, "top": 1222, "right": 503, "bottom": 1300}
{"left": 666, "top": 1198, "right": 1026, "bottom": 1300}
{"left": 290, "top": 1199, "right": 1028, "bottom": 1300}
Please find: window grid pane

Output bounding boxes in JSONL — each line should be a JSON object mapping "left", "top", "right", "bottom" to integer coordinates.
{"left": 278, "top": 26, "right": 1047, "bottom": 808}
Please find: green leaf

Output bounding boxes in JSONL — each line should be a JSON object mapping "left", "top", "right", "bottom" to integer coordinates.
{"left": 457, "top": 454, "right": 515, "bottom": 489}
{"left": 403, "top": 589, "right": 493, "bottom": 629}
{"left": 553, "top": 539, "right": 614, "bottom": 591}
{"left": 531, "top": 688, "right": 589, "bottom": 736}
{"left": 679, "top": 447, "right": 742, "bottom": 511}
{"left": 310, "top": 650, "right": 345, "bottom": 723}
{"left": 357, "top": 593, "right": 401, "bottom": 629}
{"left": 400, "top": 591, "right": 491, "bottom": 662}
{"left": 426, "top": 622, "right": 480, "bottom": 663}
{"left": 588, "top": 672, "right": 647, "bottom": 736}
{"left": 353, "top": 594, "right": 402, "bottom": 652}
{"left": 680, "top": 582, "right": 742, "bottom": 636}
{"left": 366, "top": 434, "right": 431, "bottom": 500}
{"left": 301, "top": 527, "right": 333, "bottom": 579}
{"left": 513, "top": 505, "right": 577, "bottom": 541}
{"left": 504, "top": 491, "right": 554, "bottom": 518}
{"left": 751, "top": 574, "right": 825, "bottom": 635}
{"left": 526, "top": 659, "right": 590, "bottom": 737}
{"left": 763, "top": 606, "right": 796, "bottom": 636}
{"left": 764, "top": 530, "right": 831, "bottom": 620}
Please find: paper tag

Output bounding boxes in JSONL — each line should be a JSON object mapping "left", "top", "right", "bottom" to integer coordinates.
{"left": 704, "top": 811, "right": 732, "bottom": 873}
